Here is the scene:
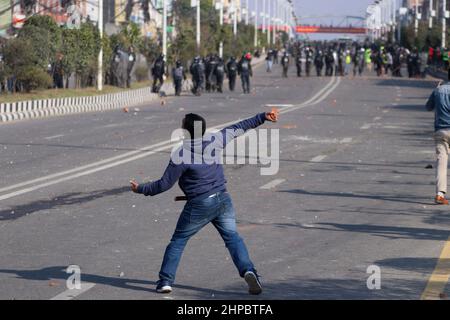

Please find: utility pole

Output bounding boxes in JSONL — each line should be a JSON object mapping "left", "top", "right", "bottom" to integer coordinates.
{"left": 267, "top": 0, "right": 271, "bottom": 45}
{"left": 219, "top": 0, "right": 224, "bottom": 58}
{"left": 263, "top": 0, "right": 266, "bottom": 34}
{"left": 97, "top": 0, "right": 103, "bottom": 91}
{"left": 429, "top": 0, "right": 434, "bottom": 29}
{"left": 245, "top": 0, "right": 249, "bottom": 25}
{"left": 162, "top": 0, "right": 167, "bottom": 59}
{"left": 197, "top": 0, "right": 201, "bottom": 53}
{"left": 443, "top": 0, "right": 447, "bottom": 49}
{"left": 254, "top": 0, "right": 258, "bottom": 48}
{"left": 414, "top": 0, "right": 418, "bottom": 38}
{"left": 272, "top": 0, "right": 276, "bottom": 45}
{"left": 233, "top": 0, "right": 237, "bottom": 38}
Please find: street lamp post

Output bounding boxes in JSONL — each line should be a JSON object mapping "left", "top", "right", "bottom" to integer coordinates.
{"left": 219, "top": 0, "right": 224, "bottom": 58}
{"left": 443, "top": 0, "right": 447, "bottom": 49}
{"left": 267, "top": 1, "right": 271, "bottom": 45}
{"left": 162, "top": 0, "right": 167, "bottom": 59}
{"left": 254, "top": 0, "right": 258, "bottom": 48}
{"left": 97, "top": 0, "right": 103, "bottom": 91}
{"left": 233, "top": 0, "right": 238, "bottom": 38}
{"left": 429, "top": 0, "right": 434, "bottom": 29}
{"left": 197, "top": 0, "right": 201, "bottom": 53}
{"left": 414, "top": 0, "right": 419, "bottom": 38}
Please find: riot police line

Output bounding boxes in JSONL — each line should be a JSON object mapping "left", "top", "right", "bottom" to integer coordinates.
{"left": 149, "top": 51, "right": 255, "bottom": 97}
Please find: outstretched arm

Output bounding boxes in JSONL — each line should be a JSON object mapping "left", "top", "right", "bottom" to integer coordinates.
{"left": 131, "top": 160, "right": 185, "bottom": 196}
{"left": 216, "top": 109, "right": 279, "bottom": 148}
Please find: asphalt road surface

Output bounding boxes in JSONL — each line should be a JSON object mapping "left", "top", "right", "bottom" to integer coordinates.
{"left": 0, "top": 62, "right": 449, "bottom": 300}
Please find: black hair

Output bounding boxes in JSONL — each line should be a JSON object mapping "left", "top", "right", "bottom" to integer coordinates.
{"left": 183, "top": 113, "right": 206, "bottom": 139}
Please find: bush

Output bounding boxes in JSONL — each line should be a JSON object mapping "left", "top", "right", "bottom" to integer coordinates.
{"left": 134, "top": 65, "right": 149, "bottom": 82}
{"left": 17, "top": 66, "right": 52, "bottom": 92}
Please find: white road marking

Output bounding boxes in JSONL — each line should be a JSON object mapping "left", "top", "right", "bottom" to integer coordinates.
{"left": 44, "top": 134, "right": 64, "bottom": 140}
{"left": 260, "top": 179, "right": 286, "bottom": 190}
{"left": 360, "top": 123, "right": 372, "bottom": 130}
{"left": 373, "top": 117, "right": 382, "bottom": 121}
{"left": 0, "top": 143, "right": 177, "bottom": 201}
{"left": 340, "top": 138, "right": 353, "bottom": 144}
{"left": 383, "top": 110, "right": 389, "bottom": 113}
{"left": 50, "top": 282, "right": 96, "bottom": 300}
{"left": 311, "top": 155, "right": 327, "bottom": 163}
{"left": 265, "top": 104, "right": 294, "bottom": 108}
{"left": 0, "top": 77, "right": 341, "bottom": 201}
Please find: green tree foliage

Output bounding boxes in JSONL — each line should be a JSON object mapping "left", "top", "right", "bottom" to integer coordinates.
{"left": 18, "top": 15, "right": 62, "bottom": 69}
{"left": 2, "top": 38, "right": 40, "bottom": 92}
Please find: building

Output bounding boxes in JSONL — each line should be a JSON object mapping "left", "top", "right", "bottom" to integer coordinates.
{"left": 0, "top": 0, "right": 163, "bottom": 40}
{"left": 222, "top": 0, "right": 241, "bottom": 25}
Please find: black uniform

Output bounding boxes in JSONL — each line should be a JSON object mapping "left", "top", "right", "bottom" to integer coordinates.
{"left": 281, "top": 53, "right": 290, "bottom": 78}
{"left": 226, "top": 57, "right": 238, "bottom": 92}
{"left": 151, "top": 55, "right": 165, "bottom": 93}
{"left": 295, "top": 53, "right": 302, "bottom": 77}
{"left": 238, "top": 56, "right": 253, "bottom": 94}
{"left": 215, "top": 58, "right": 225, "bottom": 93}
{"left": 172, "top": 62, "right": 186, "bottom": 96}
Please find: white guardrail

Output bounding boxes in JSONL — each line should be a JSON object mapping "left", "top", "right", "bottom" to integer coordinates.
{"left": 0, "top": 83, "right": 173, "bottom": 123}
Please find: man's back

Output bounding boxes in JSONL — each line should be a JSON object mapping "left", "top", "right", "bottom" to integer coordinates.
{"left": 427, "top": 83, "right": 450, "bottom": 131}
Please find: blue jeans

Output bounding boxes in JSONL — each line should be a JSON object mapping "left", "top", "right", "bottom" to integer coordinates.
{"left": 159, "top": 191, "right": 255, "bottom": 284}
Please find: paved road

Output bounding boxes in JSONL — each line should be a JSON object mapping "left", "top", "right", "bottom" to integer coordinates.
{"left": 0, "top": 62, "right": 449, "bottom": 300}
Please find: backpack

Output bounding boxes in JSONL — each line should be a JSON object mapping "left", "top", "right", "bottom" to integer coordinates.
{"left": 241, "top": 60, "right": 249, "bottom": 71}
{"left": 229, "top": 62, "right": 237, "bottom": 72}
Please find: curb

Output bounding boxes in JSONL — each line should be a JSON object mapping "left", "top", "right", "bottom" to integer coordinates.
{"left": 0, "top": 84, "right": 174, "bottom": 124}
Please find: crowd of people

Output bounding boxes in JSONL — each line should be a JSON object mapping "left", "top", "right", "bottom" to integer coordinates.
{"left": 262, "top": 41, "right": 430, "bottom": 80}
{"left": 147, "top": 40, "right": 440, "bottom": 100}
{"left": 150, "top": 52, "right": 254, "bottom": 97}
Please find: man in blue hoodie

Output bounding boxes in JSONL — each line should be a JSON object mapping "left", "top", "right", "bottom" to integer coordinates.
{"left": 427, "top": 70, "right": 450, "bottom": 205}
{"left": 130, "top": 110, "right": 279, "bottom": 295}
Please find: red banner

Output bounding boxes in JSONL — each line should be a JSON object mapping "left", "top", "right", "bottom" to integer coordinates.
{"left": 296, "top": 26, "right": 367, "bottom": 34}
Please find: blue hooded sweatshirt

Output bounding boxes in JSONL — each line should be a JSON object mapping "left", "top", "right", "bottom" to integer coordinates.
{"left": 137, "top": 113, "right": 267, "bottom": 201}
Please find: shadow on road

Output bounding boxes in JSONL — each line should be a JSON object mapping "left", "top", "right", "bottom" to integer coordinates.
{"left": 0, "top": 266, "right": 245, "bottom": 298}
{"left": 302, "top": 222, "right": 450, "bottom": 241}
{"left": 375, "top": 79, "right": 438, "bottom": 89}
{"left": 278, "top": 189, "right": 431, "bottom": 205}
{"left": 0, "top": 186, "right": 130, "bottom": 221}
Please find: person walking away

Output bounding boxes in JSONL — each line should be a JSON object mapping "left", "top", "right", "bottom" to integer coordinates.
{"left": 215, "top": 57, "right": 225, "bottom": 93}
{"left": 385, "top": 51, "right": 393, "bottom": 76}
{"left": 172, "top": 60, "right": 186, "bottom": 96}
{"left": 305, "top": 47, "right": 312, "bottom": 77}
{"left": 226, "top": 57, "right": 238, "bottom": 92}
{"left": 152, "top": 54, "right": 165, "bottom": 93}
{"left": 266, "top": 49, "right": 274, "bottom": 73}
{"left": 281, "top": 52, "right": 290, "bottom": 78}
{"left": 365, "top": 47, "right": 372, "bottom": 72}
{"left": 296, "top": 51, "right": 302, "bottom": 77}
{"left": 130, "top": 109, "right": 280, "bottom": 294}
{"left": 426, "top": 72, "right": 450, "bottom": 204}
{"left": 344, "top": 50, "right": 352, "bottom": 76}
{"left": 238, "top": 53, "right": 253, "bottom": 94}
{"left": 314, "top": 50, "right": 324, "bottom": 77}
